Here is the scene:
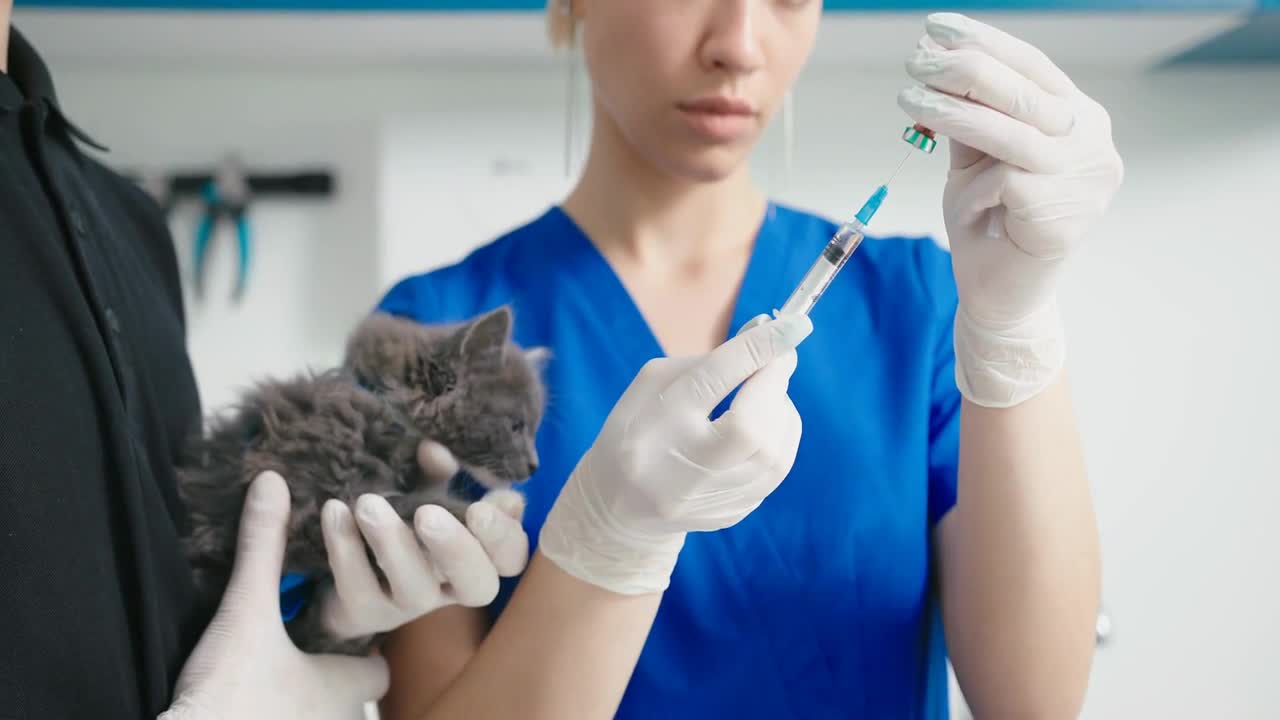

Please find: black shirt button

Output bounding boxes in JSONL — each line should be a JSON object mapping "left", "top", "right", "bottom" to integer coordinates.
{"left": 105, "top": 307, "right": 121, "bottom": 335}
{"left": 69, "top": 208, "right": 88, "bottom": 236}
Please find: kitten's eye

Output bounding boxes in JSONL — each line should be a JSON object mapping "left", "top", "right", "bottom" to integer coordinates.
{"left": 511, "top": 419, "right": 526, "bottom": 433}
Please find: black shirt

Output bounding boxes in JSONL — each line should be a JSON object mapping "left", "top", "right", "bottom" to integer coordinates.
{"left": 1, "top": 27, "right": 207, "bottom": 719}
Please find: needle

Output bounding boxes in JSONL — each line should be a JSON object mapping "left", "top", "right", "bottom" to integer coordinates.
{"left": 884, "top": 147, "right": 914, "bottom": 188}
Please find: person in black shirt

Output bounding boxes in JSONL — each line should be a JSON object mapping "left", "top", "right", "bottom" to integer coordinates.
{"left": 1, "top": 16, "right": 531, "bottom": 720}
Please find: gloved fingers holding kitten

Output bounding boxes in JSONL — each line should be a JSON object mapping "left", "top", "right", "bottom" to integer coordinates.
{"left": 164, "top": 468, "right": 528, "bottom": 719}
{"left": 162, "top": 472, "right": 392, "bottom": 720}
{"left": 316, "top": 476, "right": 528, "bottom": 642}
{"left": 176, "top": 306, "right": 546, "bottom": 656}
{"left": 408, "top": 438, "right": 530, "bottom": 578}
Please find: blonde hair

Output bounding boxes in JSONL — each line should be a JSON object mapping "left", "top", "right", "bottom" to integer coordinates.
{"left": 546, "top": 0, "right": 577, "bottom": 49}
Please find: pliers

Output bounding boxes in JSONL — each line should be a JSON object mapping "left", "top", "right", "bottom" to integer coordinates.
{"left": 193, "top": 155, "right": 252, "bottom": 302}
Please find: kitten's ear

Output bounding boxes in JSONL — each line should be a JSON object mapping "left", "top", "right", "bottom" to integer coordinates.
{"left": 344, "top": 312, "right": 412, "bottom": 388}
{"left": 459, "top": 306, "right": 513, "bottom": 367}
{"left": 524, "top": 346, "right": 552, "bottom": 373}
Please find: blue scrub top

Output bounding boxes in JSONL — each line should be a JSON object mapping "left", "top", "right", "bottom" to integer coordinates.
{"left": 376, "top": 203, "right": 962, "bottom": 719}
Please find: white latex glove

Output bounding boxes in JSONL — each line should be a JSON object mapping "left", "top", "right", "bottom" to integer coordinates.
{"left": 897, "top": 12, "right": 1124, "bottom": 408}
{"left": 316, "top": 441, "right": 529, "bottom": 641}
{"left": 539, "top": 313, "right": 812, "bottom": 595}
{"left": 160, "top": 472, "right": 389, "bottom": 720}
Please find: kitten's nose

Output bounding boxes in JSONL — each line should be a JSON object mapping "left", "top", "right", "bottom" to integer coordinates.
{"left": 526, "top": 461, "right": 539, "bottom": 476}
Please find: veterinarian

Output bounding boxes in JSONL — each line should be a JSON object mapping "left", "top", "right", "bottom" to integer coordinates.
{"left": 372, "top": 3, "right": 1123, "bottom": 719}
{"left": 0, "top": 19, "right": 550, "bottom": 720}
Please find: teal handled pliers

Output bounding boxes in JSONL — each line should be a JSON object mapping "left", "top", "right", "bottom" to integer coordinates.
{"left": 193, "top": 156, "right": 252, "bottom": 302}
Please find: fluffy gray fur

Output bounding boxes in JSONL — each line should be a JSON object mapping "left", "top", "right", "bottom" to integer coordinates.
{"left": 176, "top": 305, "right": 547, "bottom": 655}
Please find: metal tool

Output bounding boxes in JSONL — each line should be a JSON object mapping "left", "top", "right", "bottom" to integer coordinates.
{"left": 193, "top": 154, "right": 252, "bottom": 302}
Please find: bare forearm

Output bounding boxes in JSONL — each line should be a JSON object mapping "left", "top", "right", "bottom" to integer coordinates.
{"left": 416, "top": 551, "right": 662, "bottom": 720}
{"left": 939, "top": 373, "right": 1101, "bottom": 718}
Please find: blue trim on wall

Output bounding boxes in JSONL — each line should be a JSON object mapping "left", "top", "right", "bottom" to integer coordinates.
{"left": 11, "top": 0, "right": 1262, "bottom": 10}
{"left": 13, "top": 0, "right": 545, "bottom": 7}
{"left": 823, "top": 0, "right": 1257, "bottom": 7}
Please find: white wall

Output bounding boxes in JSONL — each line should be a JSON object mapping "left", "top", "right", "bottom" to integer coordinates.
{"left": 27, "top": 23, "right": 1280, "bottom": 718}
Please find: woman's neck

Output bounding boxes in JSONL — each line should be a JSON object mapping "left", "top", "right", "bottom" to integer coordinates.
{"left": 561, "top": 107, "right": 768, "bottom": 273}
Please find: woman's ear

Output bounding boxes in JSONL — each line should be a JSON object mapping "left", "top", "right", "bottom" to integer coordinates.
{"left": 547, "top": 0, "right": 579, "bottom": 49}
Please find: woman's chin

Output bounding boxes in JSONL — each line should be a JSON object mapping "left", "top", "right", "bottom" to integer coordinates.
{"left": 662, "top": 148, "right": 752, "bottom": 185}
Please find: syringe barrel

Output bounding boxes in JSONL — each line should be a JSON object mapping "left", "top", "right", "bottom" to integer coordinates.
{"left": 778, "top": 219, "right": 866, "bottom": 316}
{"left": 830, "top": 220, "right": 867, "bottom": 255}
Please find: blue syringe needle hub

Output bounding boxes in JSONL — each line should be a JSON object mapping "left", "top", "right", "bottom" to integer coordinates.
{"left": 777, "top": 184, "right": 887, "bottom": 317}
{"left": 775, "top": 122, "right": 936, "bottom": 318}
{"left": 855, "top": 184, "right": 888, "bottom": 226}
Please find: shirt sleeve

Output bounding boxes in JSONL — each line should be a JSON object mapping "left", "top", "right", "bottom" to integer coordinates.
{"left": 375, "top": 273, "right": 436, "bottom": 321}
{"left": 912, "top": 237, "right": 963, "bottom": 527}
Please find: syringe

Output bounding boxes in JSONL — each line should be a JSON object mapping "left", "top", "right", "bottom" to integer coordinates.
{"left": 776, "top": 124, "right": 937, "bottom": 318}
{"left": 777, "top": 185, "right": 886, "bottom": 316}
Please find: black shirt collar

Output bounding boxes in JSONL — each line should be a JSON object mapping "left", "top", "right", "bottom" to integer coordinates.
{"left": 2, "top": 26, "right": 109, "bottom": 151}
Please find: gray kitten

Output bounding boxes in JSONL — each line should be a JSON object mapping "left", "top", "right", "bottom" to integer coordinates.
{"left": 176, "top": 305, "right": 547, "bottom": 655}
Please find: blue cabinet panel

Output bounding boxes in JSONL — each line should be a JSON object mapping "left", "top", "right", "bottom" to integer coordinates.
{"left": 1165, "top": 10, "right": 1280, "bottom": 62}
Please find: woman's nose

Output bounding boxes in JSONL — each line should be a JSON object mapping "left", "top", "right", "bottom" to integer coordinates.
{"left": 700, "top": 0, "right": 765, "bottom": 76}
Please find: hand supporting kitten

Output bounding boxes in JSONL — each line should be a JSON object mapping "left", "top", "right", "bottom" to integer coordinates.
{"left": 177, "top": 306, "right": 547, "bottom": 655}
{"left": 298, "top": 473, "right": 529, "bottom": 655}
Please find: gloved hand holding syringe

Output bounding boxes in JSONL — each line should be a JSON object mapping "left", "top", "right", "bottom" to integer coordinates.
{"left": 776, "top": 123, "right": 938, "bottom": 317}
